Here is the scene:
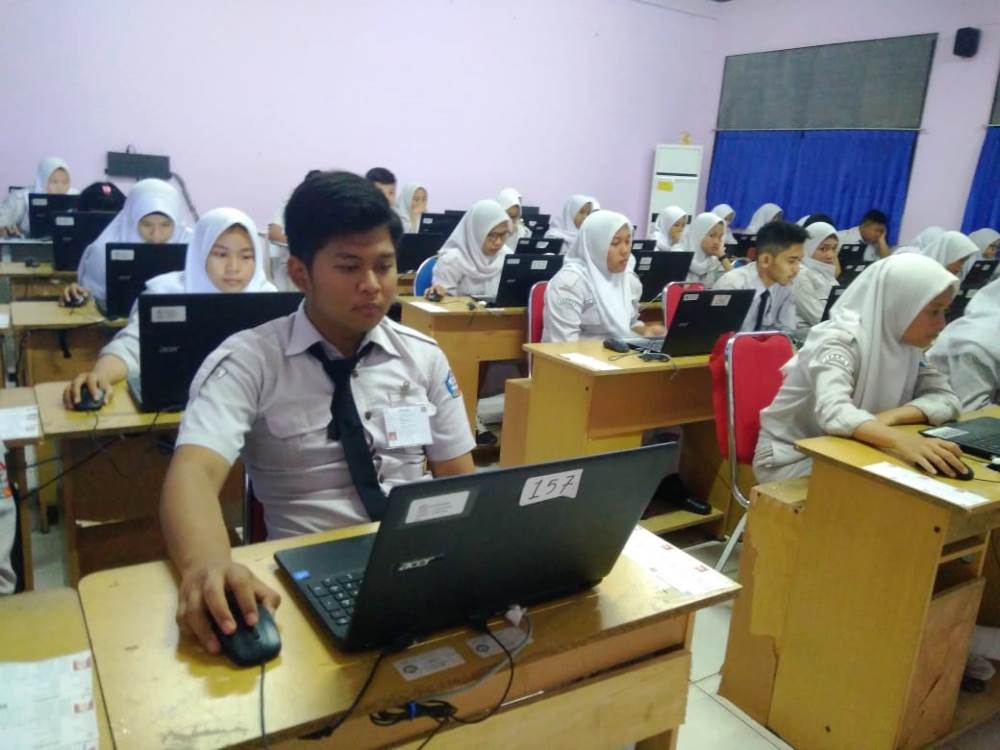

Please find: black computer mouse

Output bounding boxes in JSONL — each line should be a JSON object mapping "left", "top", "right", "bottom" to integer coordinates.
{"left": 64, "top": 294, "right": 88, "bottom": 308}
{"left": 212, "top": 591, "right": 281, "bottom": 667}
{"left": 603, "top": 338, "right": 630, "bottom": 354}
{"left": 951, "top": 462, "right": 976, "bottom": 481}
{"left": 426, "top": 289, "right": 443, "bottom": 302}
{"left": 73, "top": 385, "right": 105, "bottom": 411}
{"left": 24, "top": 257, "right": 39, "bottom": 268}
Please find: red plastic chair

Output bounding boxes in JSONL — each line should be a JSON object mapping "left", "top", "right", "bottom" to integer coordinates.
{"left": 709, "top": 330, "right": 794, "bottom": 570}
{"left": 526, "top": 281, "right": 548, "bottom": 372}
{"left": 663, "top": 281, "right": 705, "bottom": 328}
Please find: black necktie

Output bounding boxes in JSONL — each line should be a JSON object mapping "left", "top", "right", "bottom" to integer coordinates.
{"left": 307, "top": 341, "right": 387, "bottom": 521}
{"left": 753, "top": 289, "right": 771, "bottom": 331}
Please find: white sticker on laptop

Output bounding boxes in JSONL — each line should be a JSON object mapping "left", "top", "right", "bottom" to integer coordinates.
{"left": 923, "top": 426, "right": 968, "bottom": 439}
{"left": 394, "top": 646, "right": 465, "bottom": 681}
{"left": 55, "top": 216, "right": 74, "bottom": 227}
{"left": 519, "top": 469, "right": 583, "bottom": 507}
{"left": 537, "top": 241, "right": 549, "bottom": 249}
{"left": 710, "top": 294, "right": 731, "bottom": 307}
{"left": 110, "top": 248, "right": 135, "bottom": 261}
{"left": 150, "top": 305, "right": 187, "bottom": 323}
{"left": 405, "top": 491, "right": 470, "bottom": 525}
{"left": 508, "top": 257, "right": 521, "bottom": 265}
{"left": 31, "top": 197, "right": 48, "bottom": 206}
{"left": 638, "top": 258, "right": 652, "bottom": 270}
{"left": 383, "top": 404, "right": 433, "bottom": 448}
{"left": 682, "top": 293, "right": 699, "bottom": 301}
{"left": 466, "top": 627, "right": 532, "bottom": 658}
{"left": 530, "top": 259, "right": 548, "bottom": 270}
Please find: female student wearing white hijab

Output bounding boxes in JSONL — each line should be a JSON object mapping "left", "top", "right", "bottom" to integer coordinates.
{"left": 684, "top": 212, "right": 732, "bottom": 287}
{"left": 0, "top": 156, "right": 77, "bottom": 237}
{"left": 911, "top": 231, "right": 978, "bottom": 276}
{"left": 652, "top": 205, "right": 688, "bottom": 251}
{"left": 746, "top": 203, "right": 783, "bottom": 233}
{"left": 64, "top": 178, "right": 191, "bottom": 307}
{"left": 926, "top": 277, "right": 1000, "bottom": 411}
{"left": 966, "top": 228, "right": 1000, "bottom": 281}
{"left": 791, "top": 221, "right": 840, "bottom": 328}
{"left": 545, "top": 194, "right": 599, "bottom": 245}
{"left": 542, "top": 210, "right": 664, "bottom": 342}
{"left": 710, "top": 203, "right": 737, "bottom": 244}
{"left": 63, "top": 208, "right": 275, "bottom": 408}
{"left": 425, "top": 199, "right": 512, "bottom": 298}
{"left": 497, "top": 187, "right": 531, "bottom": 249}
{"left": 394, "top": 183, "right": 428, "bottom": 233}
{"left": 753, "top": 254, "right": 964, "bottom": 483}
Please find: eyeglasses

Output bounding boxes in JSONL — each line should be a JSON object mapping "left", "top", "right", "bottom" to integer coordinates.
{"left": 487, "top": 231, "right": 510, "bottom": 243}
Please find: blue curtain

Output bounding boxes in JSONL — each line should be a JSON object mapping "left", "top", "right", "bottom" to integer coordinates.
{"left": 704, "top": 131, "right": 801, "bottom": 228}
{"left": 962, "top": 127, "right": 1000, "bottom": 233}
{"left": 706, "top": 130, "right": 917, "bottom": 244}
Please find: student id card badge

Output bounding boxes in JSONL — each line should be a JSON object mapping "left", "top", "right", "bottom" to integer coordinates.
{"left": 383, "top": 404, "right": 433, "bottom": 448}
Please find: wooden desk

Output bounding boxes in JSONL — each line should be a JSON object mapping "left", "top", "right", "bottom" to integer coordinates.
{"left": 80, "top": 523, "right": 738, "bottom": 748}
{"left": 500, "top": 340, "right": 747, "bottom": 537}
{"left": 722, "top": 409, "right": 1000, "bottom": 750}
{"left": 396, "top": 272, "right": 415, "bottom": 296}
{"left": 399, "top": 296, "right": 526, "bottom": 430}
{"left": 1, "top": 386, "right": 42, "bottom": 590}
{"left": 1, "top": 588, "right": 112, "bottom": 747}
{"left": 0, "top": 260, "right": 75, "bottom": 300}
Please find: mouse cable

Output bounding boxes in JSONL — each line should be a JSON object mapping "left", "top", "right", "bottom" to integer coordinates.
{"left": 259, "top": 663, "right": 270, "bottom": 749}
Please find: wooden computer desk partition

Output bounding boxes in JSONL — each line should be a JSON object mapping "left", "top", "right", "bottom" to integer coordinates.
{"left": 0, "top": 261, "right": 76, "bottom": 300}
{"left": 79, "top": 523, "right": 738, "bottom": 749}
{"left": 1, "top": 386, "right": 43, "bottom": 590}
{"left": 721, "top": 409, "right": 1000, "bottom": 750}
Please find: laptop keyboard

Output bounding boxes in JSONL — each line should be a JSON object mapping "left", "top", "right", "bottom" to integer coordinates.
{"left": 967, "top": 436, "right": 1000, "bottom": 455}
{"left": 625, "top": 336, "right": 665, "bottom": 353}
{"left": 306, "top": 571, "right": 364, "bottom": 627}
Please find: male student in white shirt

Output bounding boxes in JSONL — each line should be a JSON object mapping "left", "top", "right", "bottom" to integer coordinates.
{"left": 160, "top": 171, "right": 476, "bottom": 655}
{"left": 838, "top": 209, "right": 891, "bottom": 262}
{"left": 715, "top": 221, "right": 806, "bottom": 333}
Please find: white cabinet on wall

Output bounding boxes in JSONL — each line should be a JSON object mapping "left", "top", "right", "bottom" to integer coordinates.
{"left": 647, "top": 144, "right": 702, "bottom": 234}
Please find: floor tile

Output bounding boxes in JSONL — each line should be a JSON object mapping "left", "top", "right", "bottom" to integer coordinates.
{"left": 690, "top": 600, "right": 734, "bottom": 681}
{"left": 678, "top": 683, "right": 782, "bottom": 750}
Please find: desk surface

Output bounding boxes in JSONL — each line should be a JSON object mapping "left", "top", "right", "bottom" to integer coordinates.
{"left": 398, "top": 295, "right": 527, "bottom": 317}
{"left": 0, "top": 386, "right": 42, "bottom": 446}
{"left": 80, "top": 523, "right": 738, "bottom": 748}
{"left": 0, "top": 588, "right": 113, "bottom": 748}
{"left": 11, "top": 299, "right": 125, "bottom": 330}
{"left": 35, "top": 380, "right": 182, "bottom": 439}
{"left": 0, "top": 260, "right": 73, "bottom": 278}
{"left": 524, "top": 340, "right": 709, "bottom": 375}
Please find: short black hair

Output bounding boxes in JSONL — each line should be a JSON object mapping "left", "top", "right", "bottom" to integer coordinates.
{"left": 76, "top": 181, "right": 126, "bottom": 212}
{"left": 284, "top": 170, "right": 403, "bottom": 266}
{"left": 803, "top": 213, "right": 836, "bottom": 228}
{"left": 365, "top": 167, "right": 396, "bottom": 185}
{"left": 756, "top": 220, "right": 808, "bottom": 256}
{"left": 860, "top": 209, "right": 888, "bottom": 227}
{"left": 304, "top": 169, "right": 322, "bottom": 181}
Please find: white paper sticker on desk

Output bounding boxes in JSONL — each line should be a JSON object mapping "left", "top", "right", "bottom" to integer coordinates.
{"left": 467, "top": 626, "right": 532, "bottom": 658}
{"left": 0, "top": 649, "right": 98, "bottom": 750}
{"left": 623, "top": 526, "right": 735, "bottom": 595}
{"left": 862, "top": 462, "right": 989, "bottom": 508}
{"left": 0, "top": 405, "right": 40, "bottom": 441}
{"left": 394, "top": 646, "right": 465, "bottom": 681}
{"left": 558, "top": 352, "right": 620, "bottom": 371}
{"left": 408, "top": 301, "right": 446, "bottom": 313}
{"left": 0, "top": 312, "right": 9, "bottom": 330}
{"left": 519, "top": 468, "right": 582, "bottom": 506}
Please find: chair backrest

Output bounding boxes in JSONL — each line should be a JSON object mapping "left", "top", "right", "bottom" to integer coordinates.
{"left": 709, "top": 331, "right": 794, "bottom": 464}
{"left": 663, "top": 281, "right": 705, "bottom": 328}
{"left": 527, "top": 281, "right": 548, "bottom": 344}
{"left": 413, "top": 256, "right": 437, "bottom": 296}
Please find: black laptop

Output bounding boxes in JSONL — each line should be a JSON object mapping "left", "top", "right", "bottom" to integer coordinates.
{"left": 419, "top": 212, "right": 461, "bottom": 236}
{"left": 475, "top": 254, "right": 563, "bottom": 307}
{"left": 51, "top": 211, "right": 117, "bottom": 270}
{"left": 103, "top": 243, "right": 187, "bottom": 318}
{"left": 962, "top": 260, "right": 998, "bottom": 291}
{"left": 821, "top": 286, "right": 846, "bottom": 321}
{"left": 631, "top": 239, "right": 656, "bottom": 253}
{"left": 921, "top": 418, "right": 1000, "bottom": 460}
{"left": 524, "top": 215, "right": 551, "bottom": 236}
{"left": 838, "top": 243, "right": 866, "bottom": 267}
{"left": 275, "top": 443, "right": 676, "bottom": 651}
{"left": 515, "top": 237, "right": 563, "bottom": 255}
{"left": 397, "top": 233, "right": 445, "bottom": 273}
{"left": 838, "top": 262, "right": 870, "bottom": 287}
{"left": 632, "top": 251, "right": 694, "bottom": 302}
{"left": 947, "top": 289, "right": 973, "bottom": 323}
{"left": 129, "top": 292, "right": 303, "bottom": 412}
{"left": 625, "top": 288, "right": 755, "bottom": 356}
{"left": 27, "top": 193, "right": 79, "bottom": 238}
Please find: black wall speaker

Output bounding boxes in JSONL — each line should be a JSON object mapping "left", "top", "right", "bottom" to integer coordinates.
{"left": 954, "top": 27, "right": 981, "bottom": 58}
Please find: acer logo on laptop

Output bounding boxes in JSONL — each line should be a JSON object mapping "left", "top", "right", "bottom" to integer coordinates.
{"left": 395, "top": 554, "right": 444, "bottom": 573}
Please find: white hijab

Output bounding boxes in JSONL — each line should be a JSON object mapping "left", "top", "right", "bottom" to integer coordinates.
{"left": 968, "top": 228, "right": 1000, "bottom": 255}
{"left": 746, "top": 203, "right": 783, "bottom": 233}
{"left": 911, "top": 226, "right": 944, "bottom": 249}
{"left": 917, "top": 231, "right": 978, "bottom": 270}
{"left": 497, "top": 187, "right": 527, "bottom": 248}
{"left": 711, "top": 203, "right": 737, "bottom": 244}
{"left": 394, "top": 183, "right": 425, "bottom": 232}
{"left": 144, "top": 208, "right": 276, "bottom": 294}
{"left": 928, "top": 277, "right": 1000, "bottom": 366}
{"left": 436, "top": 199, "right": 512, "bottom": 284}
{"left": 548, "top": 194, "right": 599, "bottom": 243}
{"left": 563, "top": 210, "right": 635, "bottom": 339}
{"left": 77, "top": 178, "right": 192, "bottom": 302}
{"left": 33, "top": 156, "right": 76, "bottom": 193}
{"left": 789, "top": 254, "right": 958, "bottom": 414}
{"left": 802, "top": 222, "right": 839, "bottom": 280}
{"left": 653, "top": 205, "right": 688, "bottom": 251}
{"left": 682, "top": 212, "right": 725, "bottom": 257}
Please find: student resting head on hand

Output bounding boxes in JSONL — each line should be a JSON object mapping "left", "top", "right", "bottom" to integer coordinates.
{"left": 683, "top": 212, "right": 731, "bottom": 287}
{"left": 546, "top": 194, "right": 599, "bottom": 245}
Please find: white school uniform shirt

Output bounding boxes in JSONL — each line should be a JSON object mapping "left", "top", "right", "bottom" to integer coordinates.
{"left": 432, "top": 199, "right": 511, "bottom": 297}
{"left": 753, "top": 254, "right": 961, "bottom": 483}
{"left": 714, "top": 262, "right": 798, "bottom": 333}
{"left": 926, "top": 277, "right": 1000, "bottom": 412}
{"left": 176, "top": 307, "right": 475, "bottom": 539}
{"left": 101, "top": 208, "right": 276, "bottom": 378}
{"left": 542, "top": 267, "right": 642, "bottom": 342}
{"left": 838, "top": 226, "right": 882, "bottom": 262}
